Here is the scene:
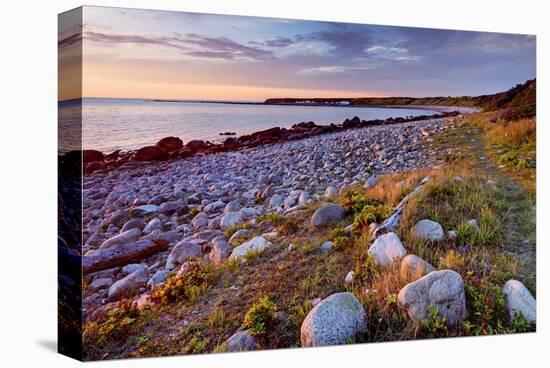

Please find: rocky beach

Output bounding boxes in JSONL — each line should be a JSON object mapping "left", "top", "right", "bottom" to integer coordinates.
{"left": 80, "top": 114, "right": 457, "bottom": 312}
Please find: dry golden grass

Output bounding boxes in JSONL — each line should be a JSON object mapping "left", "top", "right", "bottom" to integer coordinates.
{"left": 365, "top": 169, "right": 433, "bottom": 207}
{"left": 463, "top": 112, "right": 536, "bottom": 193}
{"left": 485, "top": 118, "right": 536, "bottom": 147}
{"left": 466, "top": 112, "right": 535, "bottom": 148}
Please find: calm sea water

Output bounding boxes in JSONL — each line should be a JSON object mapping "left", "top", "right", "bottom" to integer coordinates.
{"left": 60, "top": 98, "right": 438, "bottom": 153}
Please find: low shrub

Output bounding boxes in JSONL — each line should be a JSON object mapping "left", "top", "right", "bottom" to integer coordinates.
{"left": 150, "top": 262, "right": 217, "bottom": 305}
{"left": 353, "top": 204, "right": 392, "bottom": 229}
{"left": 421, "top": 305, "right": 448, "bottom": 337}
{"left": 463, "top": 277, "right": 507, "bottom": 335}
{"left": 188, "top": 207, "right": 200, "bottom": 219}
{"left": 257, "top": 212, "right": 286, "bottom": 227}
{"left": 223, "top": 222, "right": 253, "bottom": 239}
{"left": 242, "top": 296, "right": 277, "bottom": 336}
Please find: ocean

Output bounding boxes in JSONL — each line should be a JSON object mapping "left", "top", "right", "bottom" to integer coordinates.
{"left": 59, "top": 98, "right": 438, "bottom": 153}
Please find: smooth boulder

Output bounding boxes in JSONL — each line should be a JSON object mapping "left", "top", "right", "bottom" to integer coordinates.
{"left": 107, "top": 269, "right": 147, "bottom": 301}
{"left": 400, "top": 254, "right": 435, "bottom": 279}
{"left": 99, "top": 228, "right": 141, "bottom": 250}
{"left": 185, "top": 140, "right": 208, "bottom": 153}
{"left": 156, "top": 136, "right": 183, "bottom": 152}
{"left": 143, "top": 218, "right": 162, "bottom": 234}
{"left": 230, "top": 236, "right": 272, "bottom": 259}
{"left": 220, "top": 211, "right": 244, "bottom": 229}
{"left": 165, "top": 241, "right": 202, "bottom": 270}
{"left": 398, "top": 270, "right": 466, "bottom": 326}
{"left": 324, "top": 186, "right": 337, "bottom": 198}
{"left": 209, "top": 238, "right": 231, "bottom": 265}
{"left": 147, "top": 270, "right": 170, "bottom": 288}
{"left": 83, "top": 149, "right": 104, "bottom": 163}
{"left": 224, "top": 330, "right": 257, "bottom": 352}
{"left": 413, "top": 219, "right": 445, "bottom": 241}
{"left": 368, "top": 232, "right": 407, "bottom": 266}
{"left": 311, "top": 204, "right": 345, "bottom": 227}
{"left": 300, "top": 292, "right": 366, "bottom": 347}
{"left": 269, "top": 194, "right": 285, "bottom": 208}
{"left": 134, "top": 146, "right": 169, "bottom": 161}
{"left": 502, "top": 280, "right": 536, "bottom": 322}
{"left": 120, "top": 218, "right": 146, "bottom": 232}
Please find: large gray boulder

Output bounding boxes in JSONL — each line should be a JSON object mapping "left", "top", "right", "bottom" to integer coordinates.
{"left": 324, "top": 186, "right": 337, "bottom": 198}
{"left": 283, "top": 197, "right": 296, "bottom": 210}
{"left": 159, "top": 200, "right": 185, "bottom": 214}
{"left": 364, "top": 175, "right": 378, "bottom": 189}
{"left": 165, "top": 241, "right": 202, "bottom": 270}
{"left": 99, "top": 228, "right": 141, "bottom": 250}
{"left": 209, "top": 238, "right": 231, "bottom": 265}
{"left": 120, "top": 218, "right": 146, "bottom": 233}
{"left": 107, "top": 269, "right": 147, "bottom": 301}
{"left": 413, "top": 219, "right": 445, "bottom": 241}
{"left": 300, "top": 292, "right": 366, "bottom": 347}
{"left": 298, "top": 191, "right": 310, "bottom": 206}
{"left": 143, "top": 218, "right": 162, "bottom": 234}
{"left": 121, "top": 263, "right": 145, "bottom": 275}
{"left": 106, "top": 209, "right": 129, "bottom": 227}
{"left": 220, "top": 211, "right": 244, "bottom": 229}
{"left": 400, "top": 254, "right": 435, "bottom": 279}
{"left": 131, "top": 205, "right": 160, "bottom": 217}
{"left": 224, "top": 201, "right": 242, "bottom": 214}
{"left": 224, "top": 329, "right": 257, "bottom": 352}
{"left": 229, "top": 229, "right": 253, "bottom": 245}
{"left": 147, "top": 269, "right": 170, "bottom": 288}
{"left": 398, "top": 270, "right": 466, "bottom": 326}
{"left": 191, "top": 212, "right": 209, "bottom": 229}
{"left": 502, "top": 280, "right": 536, "bottom": 322}
{"left": 230, "top": 236, "right": 272, "bottom": 259}
{"left": 311, "top": 204, "right": 345, "bottom": 227}
{"left": 204, "top": 200, "right": 225, "bottom": 213}
{"left": 88, "top": 277, "right": 113, "bottom": 292}
{"left": 269, "top": 194, "right": 285, "bottom": 208}
{"left": 368, "top": 232, "right": 407, "bottom": 266}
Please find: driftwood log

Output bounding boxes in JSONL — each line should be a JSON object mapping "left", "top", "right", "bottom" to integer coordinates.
{"left": 83, "top": 239, "right": 168, "bottom": 274}
{"left": 371, "top": 176, "right": 431, "bottom": 239}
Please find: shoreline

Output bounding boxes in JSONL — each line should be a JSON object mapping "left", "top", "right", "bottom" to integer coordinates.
{"left": 152, "top": 98, "right": 477, "bottom": 114}
{"left": 73, "top": 109, "right": 464, "bottom": 175}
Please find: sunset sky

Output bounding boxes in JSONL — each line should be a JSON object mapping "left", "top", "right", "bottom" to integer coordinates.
{"left": 59, "top": 6, "right": 536, "bottom": 101}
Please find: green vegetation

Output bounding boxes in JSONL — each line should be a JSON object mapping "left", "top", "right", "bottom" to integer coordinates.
{"left": 188, "top": 207, "right": 200, "bottom": 219}
{"left": 150, "top": 262, "right": 217, "bottom": 305}
{"left": 257, "top": 212, "right": 287, "bottom": 226}
{"left": 467, "top": 113, "right": 536, "bottom": 192}
{"left": 223, "top": 222, "right": 253, "bottom": 239}
{"left": 329, "top": 226, "right": 351, "bottom": 249}
{"left": 257, "top": 212, "right": 300, "bottom": 236}
{"left": 242, "top": 297, "right": 277, "bottom": 336}
{"left": 421, "top": 305, "right": 448, "bottom": 337}
{"left": 83, "top": 301, "right": 153, "bottom": 359}
{"left": 340, "top": 189, "right": 393, "bottom": 230}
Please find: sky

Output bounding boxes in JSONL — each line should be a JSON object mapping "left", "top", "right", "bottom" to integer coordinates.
{"left": 58, "top": 6, "right": 536, "bottom": 101}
